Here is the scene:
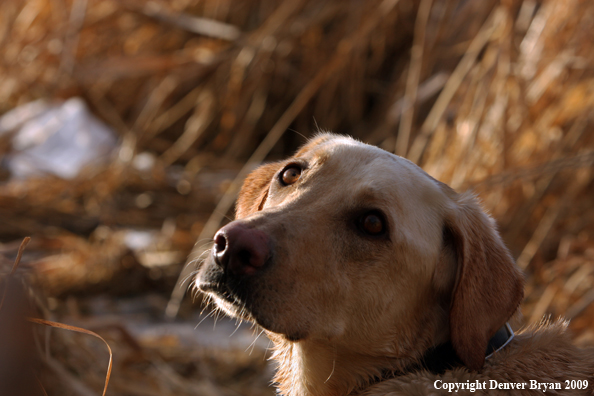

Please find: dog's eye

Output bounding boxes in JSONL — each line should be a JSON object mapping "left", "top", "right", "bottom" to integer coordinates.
{"left": 359, "top": 212, "right": 385, "bottom": 236}
{"left": 280, "top": 165, "right": 301, "bottom": 186}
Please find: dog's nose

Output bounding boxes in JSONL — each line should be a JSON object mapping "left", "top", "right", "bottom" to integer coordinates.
{"left": 213, "top": 222, "right": 270, "bottom": 276}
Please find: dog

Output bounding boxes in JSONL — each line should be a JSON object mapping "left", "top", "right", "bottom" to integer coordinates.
{"left": 196, "top": 133, "right": 594, "bottom": 395}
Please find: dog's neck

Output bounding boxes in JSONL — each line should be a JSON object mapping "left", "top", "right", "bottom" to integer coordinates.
{"left": 268, "top": 334, "right": 425, "bottom": 396}
{"left": 268, "top": 323, "right": 515, "bottom": 396}
{"left": 266, "top": 303, "right": 451, "bottom": 396}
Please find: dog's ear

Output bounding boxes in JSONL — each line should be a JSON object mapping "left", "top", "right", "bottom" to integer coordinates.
{"left": 236, "top": 162, "right": 282, "bottom": 219}
{"left": 445, "top": 192, "right": 524, "bottom": 371}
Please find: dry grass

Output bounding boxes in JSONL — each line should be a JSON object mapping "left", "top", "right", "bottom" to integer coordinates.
{"left": 1, "top": 0, "right": 594, "bottom": 394}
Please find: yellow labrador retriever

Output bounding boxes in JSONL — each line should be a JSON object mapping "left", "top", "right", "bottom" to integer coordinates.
{"left": 196, "top": 133, "right": 594, "bottom": 395}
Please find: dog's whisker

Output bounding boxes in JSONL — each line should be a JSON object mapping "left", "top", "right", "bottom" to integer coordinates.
{"left": 192, "top": 238, "right": 215, "bottom": 247}
{"left": 246, "top": 329, "right": 265, "bottom": 355}
{"left": 265, "top": 338, "right": 273, "bottom": 357}
{"left": 324, "top": 359, "right": 336, "bottom": 384}
{"left": 198, "top": 295, "right": 213, "bottom": 315}
{"left": 195, "top": 310, "right": 215, "bottom": 330}
{"left": 229, "top": 320, "right": 242, "bottom": 338}
{"left": 180, "top": 270, "right": 200, "bottom": 288}
{"left": 194, "top": 242, "right": 214, "bottom": 252}
{"left": 288, "top": 127, "right": 308, "bottom": 142}
{"left": 213, "top": 308, "right": 223, "bottom": 330}
{"left": 212, "top": 209, "right": 233, "bottom": 222}
{"left": 186, "top": 250, "right": 211, "bottom": 267}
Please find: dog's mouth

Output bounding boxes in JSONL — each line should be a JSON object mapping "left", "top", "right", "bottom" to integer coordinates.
{"left": 196, "top": 254, "right": 260, "bottom": 321}
{"left": 197, "top": 263, "right": 245, "bottom": 309}
{"left": 200, "top": 282, "right": 308, "bottom": 342}
{"left": 197, "top": 253, "right": 309, "bottom": 342}
{"left": 198, "top": 277, "right": 256, "bottom": 324}
{"left": 199, "top": 280, "right": 240, "bottom": 306}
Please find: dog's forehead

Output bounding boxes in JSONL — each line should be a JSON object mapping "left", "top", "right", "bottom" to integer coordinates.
{"left": 297, "top": 136, "right": 440, "bottom": 195}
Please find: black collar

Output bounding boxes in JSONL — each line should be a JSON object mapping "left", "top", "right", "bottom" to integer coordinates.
{"left": 485, "top": 322, "right": 515, "bottom": 360}
{"left": 371, "top": 322, "right": 515, "bottom": 384}
{"left": 420, "top": 322, "right": 515, "bottom": 375}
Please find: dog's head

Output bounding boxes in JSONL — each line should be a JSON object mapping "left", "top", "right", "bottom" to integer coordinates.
{"left": 197, "top": 133, "right": 523, "bottom": 371}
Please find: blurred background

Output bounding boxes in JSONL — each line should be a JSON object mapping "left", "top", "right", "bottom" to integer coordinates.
{"left": 1, "top": 0, "right": 594, "bottom": 394}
